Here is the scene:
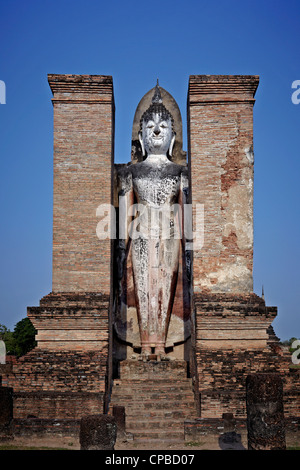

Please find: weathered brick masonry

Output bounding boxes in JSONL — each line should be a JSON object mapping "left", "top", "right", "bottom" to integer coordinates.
{"left": 185, "top": 293, "right": 299, "bottom": 444}
{"left": 49, "top": 74, "right": 114, "bottom": 293}
{"left": 0, "top": 76, "right": 115, "bottom": 427}
{"left": 0, "top": 75, "right": 298, "bottom": 443}
{"left": 1, "top": 294, "right": 111, "bottom": 423}
{"left": 186, "top": 76, "right": 299, "bottom": 435}
{"left": 188, "top": 75, "right": 258, "bottom": 293}
{"left": 193, "top": 293, "right": 296, "bottom": 418}
{"left": 28, "top": 292, "right": 109, "bottom": 351}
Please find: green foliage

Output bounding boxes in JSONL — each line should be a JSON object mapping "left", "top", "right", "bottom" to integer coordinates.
{"left": 2, "top": 331, "right": 15, "bottom": 354}
{"left": 13, "top": 318, "right": 37, "bottom": 356}
{"left": 0, "top": 324, "right": 9, "bottom": 336}
{"left": 288, "top": 337, "right": 299, "bottom": 353}
{"left": 280, "top": 337, "right": 299, "bottom": 349}
{"left": 0, "top": 318, "right": 37, "bottom": 357}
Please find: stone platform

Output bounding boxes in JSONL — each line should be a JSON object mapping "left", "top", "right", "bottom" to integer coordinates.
{"left": 192, "top": 293, "right": 299, "bottom": 419}
{"left": 0, "top": 292, "right": 111, "bottom": 424}
{"left": 109, "top": 359, "right": 198, "bottom": 442}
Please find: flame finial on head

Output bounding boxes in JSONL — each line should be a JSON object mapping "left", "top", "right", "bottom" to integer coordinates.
{"left": 152, "top": 79, "right": 162, "bottom": 104}
{"left": 139, "top": 80, "right": 174, "bottom": 131}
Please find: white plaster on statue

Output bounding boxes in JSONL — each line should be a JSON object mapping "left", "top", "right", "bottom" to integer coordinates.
{"left": 115, "top": 84, "right": 190, "bottom": 357}
{"left": 0, "top": 340, "right": 6, "bottom": 364}
{"left": 166, "top": 313, "right": 191, "bottom": 348}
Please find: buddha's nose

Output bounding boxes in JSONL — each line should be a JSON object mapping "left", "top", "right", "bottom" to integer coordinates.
{"left": 154, "top": 125, "right": 160, "bottom": 135}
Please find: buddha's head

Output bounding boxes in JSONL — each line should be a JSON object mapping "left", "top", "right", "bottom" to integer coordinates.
{"left": 139, "top": 83, "right": 175, "bottom": 158}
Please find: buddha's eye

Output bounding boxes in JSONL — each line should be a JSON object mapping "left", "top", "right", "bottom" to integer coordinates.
{"left": 146, "top": 121, "right": 155, "bottom": 128}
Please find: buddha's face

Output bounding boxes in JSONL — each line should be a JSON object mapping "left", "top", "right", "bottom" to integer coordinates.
{"left": 140, "top": 113, "right": 174, "bottom": 156}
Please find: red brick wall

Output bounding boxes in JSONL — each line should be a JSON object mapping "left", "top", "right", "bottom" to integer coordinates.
{"left": 3, "top": 349, "right": 108, "bottom": 394}
{"left": 187, "top": 75, "right": 259, "bottom": 293}
{"left": 1, "top": 294, "right": 111, "bottom": 419}
{"left": 13, "top": 392, "right": 103, "bottom": 420}
{"left": 2, "top": 347, "right": 109, "bottom": 418}
{"left": 48, "top": 74, "right": 115, "bottom": 293}
{"left": 192, "top": 294, "right": 299, "bottom": 420}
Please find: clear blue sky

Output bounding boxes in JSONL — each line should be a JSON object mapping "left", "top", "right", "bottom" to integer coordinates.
{"left": 0, "top": 0, "right": 299, "bottom": 341}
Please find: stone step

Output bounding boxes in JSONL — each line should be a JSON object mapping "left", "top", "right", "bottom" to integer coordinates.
{"left": 126, "top": 419, "right": 191, "bottom": 430}
{"left": 110, "top": 406, "right": 196, "bottom": 417}
{"left": 127, "top": 429, "right": 185, "bottom": 441}
{"left": 110, "top": 399, "right": 196, "bottom": 410}
{"left": 110, "top": 396, "right": 194, "bottom": 409}
{"left": 112, "top": 385, "right": 193, "bottom": 397}
{"left": 111, "top": 389, "right": 195, "bottom": 398}
{"left": 112, "top": 407, "right": 196, "bottom": 420}
{"left": 111, "top": 393, "right": 194, "bottom": 401}
{"left": 111, "top": 383, "right": 194, "bottom": 390}
{"left": 110, "top": 393, "right": 196, "bottom": 404}
{"left": 111, "top": 389, "right": 194, "bottom": 397}
{"left": 125, "top": 408, "right": 196, "bottom": 417}
{"left": 110, "top": 360, "right": 196, "bottom": 442}
{"left": 113, "top": 397, "right": 195, "bottom": 405}
{"left": 113, "top": 379, "right": 192, "bottom": 386}
{"left": 119, "top": 360, "right": 188, "bottom": 380}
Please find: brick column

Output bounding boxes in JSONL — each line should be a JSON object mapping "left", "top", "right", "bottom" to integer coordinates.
{"left": 48, "top": 74, "right": 115, "bottom": 294}
{"left": 187, "top": 75, "right": 259, "bottom": 293}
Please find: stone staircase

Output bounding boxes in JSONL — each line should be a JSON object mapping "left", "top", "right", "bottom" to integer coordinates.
{"left": 109, "top": 359, "right": 198, "bottom": 442}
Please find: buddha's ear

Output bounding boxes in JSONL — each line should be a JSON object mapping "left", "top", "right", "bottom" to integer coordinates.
{"left": 169, "top": 132, "right": 176, "bottom": 157}
{"left": 138, "top": 131, "right": 146, "bottom": 156}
